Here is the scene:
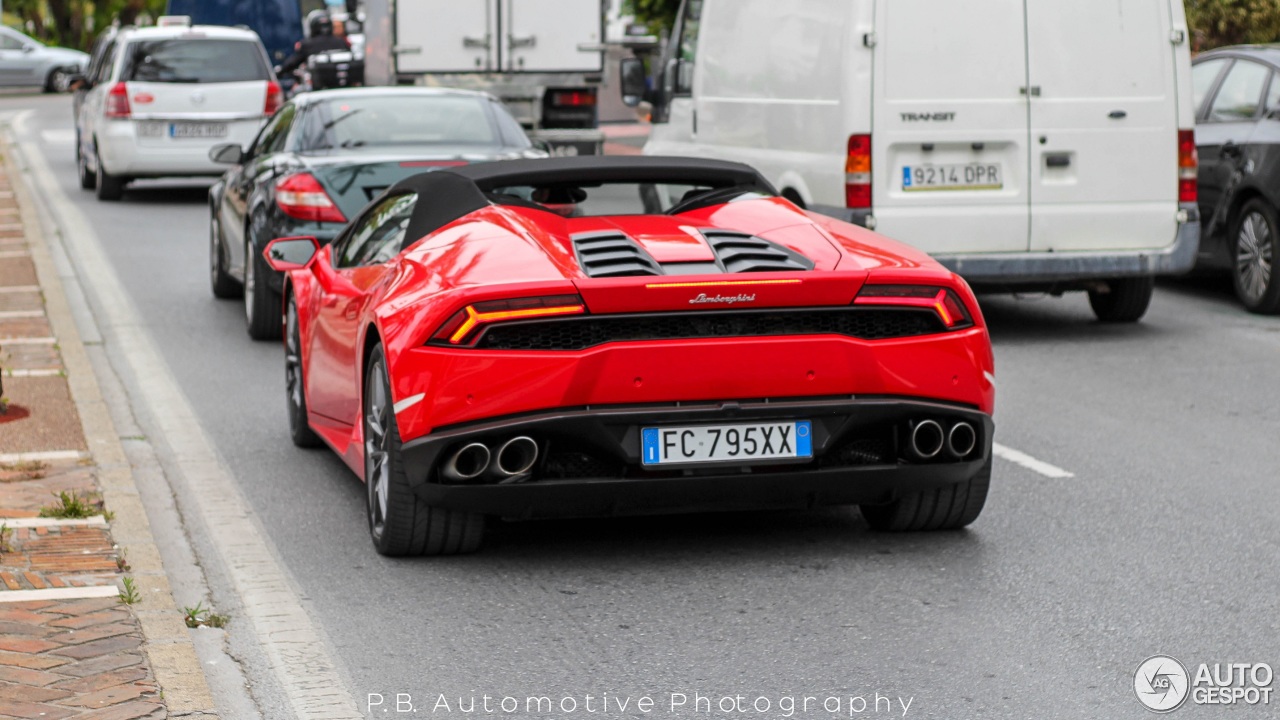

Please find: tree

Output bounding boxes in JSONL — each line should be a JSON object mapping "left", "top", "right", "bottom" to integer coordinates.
{"left": 1186, "top": 0, "right": 1280, "bottom": 51}
{"left": 624, "top": 0, "right": 681, "bottom": 35}
{"left": 3, "top": 0, "right": 165, "bottom": 50}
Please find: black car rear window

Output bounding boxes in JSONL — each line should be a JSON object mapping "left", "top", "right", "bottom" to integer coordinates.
{"left": 124, "top": 39, "right": 269, "bottom": 83}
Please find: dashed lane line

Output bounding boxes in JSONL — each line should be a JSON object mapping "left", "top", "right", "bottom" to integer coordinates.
{"left": 992, "top": 442, "right": 1075, "bottom": 479}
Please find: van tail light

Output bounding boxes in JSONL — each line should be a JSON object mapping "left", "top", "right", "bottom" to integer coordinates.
{"left": 264, "top": 81, "right": 283, "bottom": 115}
{"left": 855, "top": 284, "right": 973, "bottom": 329}
{"left": 1178, "top": 129, "right": 1197, "bottom": 204}
{"left": 275, "top": 173, "right": 347, "bottom": 224}
{"left": 431, "top": 295, "right": 586, "bottom": 346}
{"left": 104, "top": 82, "right": 131, "bottom": 119}
{"left": 845, "top": 133, "right": 872, "bottom": 210}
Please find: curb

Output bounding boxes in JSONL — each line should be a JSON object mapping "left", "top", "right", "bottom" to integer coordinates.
{"left": 3, "top": 136, "right": 219, "bottom": 717}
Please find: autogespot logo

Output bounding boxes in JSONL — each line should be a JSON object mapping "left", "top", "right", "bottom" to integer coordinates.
{"left": 1135, "top": 655, "right": 1191, "bottom": 713}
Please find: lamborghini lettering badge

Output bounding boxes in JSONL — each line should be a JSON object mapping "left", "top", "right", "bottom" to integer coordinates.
{"left": 689, "top": 293, "right": 757, "bottom": 305}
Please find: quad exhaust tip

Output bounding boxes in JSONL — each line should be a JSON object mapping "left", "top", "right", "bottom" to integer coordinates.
{"left": 495, "top": 436, "right": 539, "bottom": 477}
{"left": 948, "top": 422, "right": 977, "bottom": 458}
{"left": 909, "top": 419, "right": 945, "bottom": 459}
{"left": 442, "top": 442, "right": 490, "bottom": 481}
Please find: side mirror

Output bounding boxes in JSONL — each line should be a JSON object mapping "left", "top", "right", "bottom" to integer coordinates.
{"left": 209, "top": 143, "right": 245, "bottom": 164}
{"left": 263, "top": 236, "right": 321, "bottom": 272}
{"left": 620, "top": 57, "right": 646, "bottom": 107}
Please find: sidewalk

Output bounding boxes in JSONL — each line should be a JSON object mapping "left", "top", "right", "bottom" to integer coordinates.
{"left": 0, "top": 144, "right": 216, "bottom": 718}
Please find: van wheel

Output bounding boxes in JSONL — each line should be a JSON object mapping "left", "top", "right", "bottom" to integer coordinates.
{"left": 94, "top": 148, "right": 124, "bottom": 201}
{"left": 861, "top": 457, "right": 991, "bottom": 531}
{"left": 1088, "top": 277, "right": 1154, "bottom": 323}
{"left": 1231, "top": 199, "right": 1280, "bottom": 314}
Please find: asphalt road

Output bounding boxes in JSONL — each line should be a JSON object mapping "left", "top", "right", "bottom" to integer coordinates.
{"left": 6, "top": 93, "right": 1279, "bottom": 720}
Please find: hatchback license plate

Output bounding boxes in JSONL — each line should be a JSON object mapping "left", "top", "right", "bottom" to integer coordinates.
{"left": 169, "top": 122, "right": 227, "bottom": 139}
{"left": 641, "top": 421, "right": 812, "bottom": 466}
{"left": 902, "top": 163, "right": 1002, "bottom": 191}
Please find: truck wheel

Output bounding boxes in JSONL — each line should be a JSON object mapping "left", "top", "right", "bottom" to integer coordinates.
{"left": 1231, "top": 198, "right": 1280, "bottom": 314}
{"left": 1088, "top": 277, "right": 1154, "bottom": 323}
{"left": 861, "top": 457, "right": 991, "bottom": 531}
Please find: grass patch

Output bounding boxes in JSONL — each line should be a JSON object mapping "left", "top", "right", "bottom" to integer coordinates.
{"left": 118, "top": 576, "right": 140, "bottom": 605}
{"left": 38, "top": 490, "right": 103, "bottom": 519}
{"left": 0, "top": 459, "right": 48, "bottom": 480}
{"left": 182, "top": 601, "right": 229, "bottom": 629}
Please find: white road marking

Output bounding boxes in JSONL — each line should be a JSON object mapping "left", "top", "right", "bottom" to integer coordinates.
{"left": 0, "top": 449, "right": 87, "bottom": 464}
{"left": 0, "top": 585, "right": 120, "bottom": 603}
{"left": 0, "top": 336, "right": 55, "bottom": 344}
{"left": 0, "top": 285, "right": 39, "bottom": 293}
{"left": 0, "top": 310, "right": 43, "bottom": 318}
{"left": 992, "top": 442, "right": 1074, "bottom": 478}
{"left": 39, "top": 129, "right": 75, "bottom": 145}
{"left": 13, "top": 112, "right": 364, "bottom": 719}
{"left": 2, "top": 516, "right": 107, "bottom": 529}
{"left": 0, "top": 249, "right": 31, "bottom": 258}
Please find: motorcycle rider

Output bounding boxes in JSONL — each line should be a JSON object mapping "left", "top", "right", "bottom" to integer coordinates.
{"left": 278, "top": 10, "right": 349, "bottom": 78}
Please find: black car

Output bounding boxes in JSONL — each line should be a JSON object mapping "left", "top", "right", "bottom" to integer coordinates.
{"left": 1192, "top": 46, "right": 1280, "bottom": 313}
{"left": 208, "top": 87, "right": 543, "bottom": 339}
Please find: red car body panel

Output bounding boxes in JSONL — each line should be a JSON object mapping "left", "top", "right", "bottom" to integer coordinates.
{"left": 279, "top": 159, "right": 995, "bottom": 502}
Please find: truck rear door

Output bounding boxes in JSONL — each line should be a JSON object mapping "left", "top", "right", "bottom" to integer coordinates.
{"left": 395, "top": 0, "right": 494, "bottom": 72}
{"left": 1024, "top": 0, "right": 1179, "bottom": 252}
{"left": 501, "top": 0, "right": 602, "bottom": 72}
{"left": 872, "top": 0, "right": 1031, "bottom": 254}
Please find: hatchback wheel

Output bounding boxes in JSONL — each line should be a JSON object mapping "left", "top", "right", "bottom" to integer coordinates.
{"left": 76, "top": 134, "right": 95, "bottom": 190}
{"left": 364, "top": 343, "right": 484, "bottom": 556}
{"left": 1231, "top": 199, "right": 1280, "bottom": 314}
{"left": 94, "top": 147, "right": 124, "bottom": 201}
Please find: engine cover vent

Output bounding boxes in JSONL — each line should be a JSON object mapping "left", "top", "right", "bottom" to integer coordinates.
{"left": 572, "top": 232, "right": 663, "bottom": 278}
{"left": 703, "top": 231, "right": 815, "bottom": 273}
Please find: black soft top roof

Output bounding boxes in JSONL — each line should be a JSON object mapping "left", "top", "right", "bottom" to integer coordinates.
{"left": 386, "top": 156, "right": 777, "bottom": 244}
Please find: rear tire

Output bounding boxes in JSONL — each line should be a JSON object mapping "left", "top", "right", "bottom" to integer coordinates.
{"left": 1087, "top": 276, "right": 1154, "bottom": 323}
{"left": 364, "top": 344, "right": 485, "bottom": 556}
{"left": 861, "top": 457, "right": 991, "bottom": 531}
{"left": 94, "top": 147, "right": 124, "bottom": 201}
{"left": 244, "top": 214, "right": 282, "bottom": 340}
{"left": 209, "top": 213, "right": 240, "bottom": 299}
{"left": 285, "top": 296, "right": 324, "bottom": 449}
{"left": 1230, "top": 198, "right": 1280, "bottom": 314}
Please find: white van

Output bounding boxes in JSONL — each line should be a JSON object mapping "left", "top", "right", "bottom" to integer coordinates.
{"left": 629, "top": 0, "right": 1199, "bottom": 322}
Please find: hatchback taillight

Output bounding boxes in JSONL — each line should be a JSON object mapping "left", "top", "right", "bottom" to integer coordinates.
{"left": 845, "top": 133, "right": 872, "bottom": 210}
{"left": 275, "top": 173, "right": 347, "bottom": 224}
{"left": 264, "top": 81, "right": 283, "bottom": 116}
{"left": 104, "top": 82, "right": 131, "bottom": 119}
{"left": 1178, "top": 129, "right": 1197, "bottom": 204}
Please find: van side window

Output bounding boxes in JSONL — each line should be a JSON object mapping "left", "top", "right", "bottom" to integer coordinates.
{"left": 1208, "top": 60, "right": 1269, "bottom": 123}
{"left": 1191, "top": 59, "right": 1229, "bottom": 118}
{"left": 673, "top": 0, "right": 703, "bottom": 95}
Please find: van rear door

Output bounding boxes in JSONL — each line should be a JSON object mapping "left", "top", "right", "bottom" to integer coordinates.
{"left": 872, "top": 0, "right": 1030, "bottom": 254}
{"left": 1024, "top": 0, "right": 1179, "bottom": 253}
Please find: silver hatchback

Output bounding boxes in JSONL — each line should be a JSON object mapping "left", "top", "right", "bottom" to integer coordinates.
{"left": 0, "top": 26, "right": 88, "bottom": 92}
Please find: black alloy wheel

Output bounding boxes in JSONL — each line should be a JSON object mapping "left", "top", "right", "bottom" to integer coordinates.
{"left": 1231, "top": 198, "right": 1280, "bottom": 314}
{"left": 285, "top": 296, "right": 323, "bottom": 448}
{"left": 364, "top": 343, "right": 484, "bottom": 556}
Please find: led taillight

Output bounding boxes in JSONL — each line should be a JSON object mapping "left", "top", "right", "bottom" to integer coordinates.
{"left": 855, "top": 284, "right": 973, "bottom": 329}
{"left": 264, "top": 81, "right": 283, "bottom": 115}
{"left": 845, "top": 133, "right": 872, "bottom": 210}
{"left": 550, "top": 89, "right": 597, "bottom": 107}
{"left": 275, "top": 173, "right": 347, "bottom": 224}
{"left": 432, "top": 295, "right": 586, "bottom": 346}
{"left": 1178, "top": 128, "right": 1197, "bottom": 204}
{"left": 104, "top": 82, "right": 131, "bottom": 119}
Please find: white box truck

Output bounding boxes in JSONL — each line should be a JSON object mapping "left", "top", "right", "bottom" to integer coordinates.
{"left": 626, "top": 0, "right": 1200, "bottom": 322}
{"left": 363, "top": 0, "right": 607, "bottom": 155}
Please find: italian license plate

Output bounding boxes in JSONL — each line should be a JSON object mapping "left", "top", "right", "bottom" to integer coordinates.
{"left": 641, "top": 421, "right": 812, "bottom": 466}
{"left": 169, "top": 122, "right": 227, "bottom": 139}
{"left": 902, "top": 163, "right": 1002, "bottom": 191}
